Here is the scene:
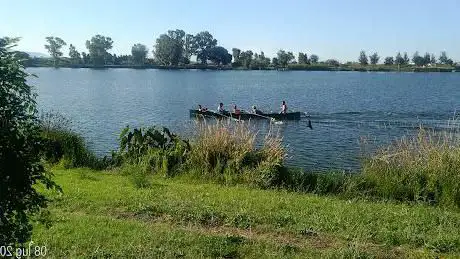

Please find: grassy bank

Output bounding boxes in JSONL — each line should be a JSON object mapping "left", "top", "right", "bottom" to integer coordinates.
{"left": 34, "top": 168, "right": 460, "bottom": 258}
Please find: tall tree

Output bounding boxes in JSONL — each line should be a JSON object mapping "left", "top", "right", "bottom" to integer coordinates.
{"left": 85, "top": 35, "right": 113, "bottom": 66}
{"left": 430, "top": 54, "right": 437, "bottom": 65}
{"left": 193, "top": 31, "right": 217, "bottom": 64}
{"left": 44, "top": 36, "right": 66, "bottom": 67}
{"left": 325, "top": 59, "right": 340, "bottom": 67}
{"left": 277, "top": 50, "right": 295, "bottom": 67}
{"left": 81, "top": 52, "right": 90, "bottom": 64}
{"left": 272, "top": 57, "right": 279, "bottom": 67}
{"left": 384, "top": 56, "right": 394, "bottom": 65}
{"left": 369, "top": 52, "right": 380, "bottom": 65}
{"left": 68, "top": 44, "right": 81, "bottom": 64}
{"left": 395, "top": 52, "right": 404, "bottom": 65}
{"left": 232, "top": 48, "right": 241, "bottom": 64}
{"left": 131, "top": 43, "right": 148, "bottom": 65}
{"left": 309, "top": 54, "right": 319, "bottom": 64}
{"left": 1, "top": 37, "right": 59, "bottom": 245}
{"left": 184, "top": 34, "right": 196, "bottom": 64}
{"left": 206, "top": 46, "right": 232, "bottom": 66}
{"left": 439, "top": 51, "right": 453, "bottom": 65}
{"left": 154, "top": 32, "right": 184, "bottom": 66}
{"left": 412, "top": 51, "right": 424, "bottom": 66}
{"left": 298, "top": 52, "right": 309, "bottom": 64}
{"left": 239, "top": 50, "right": 254, "bottom": 68}
{"left": 423, "top": 52, "right": 431, "bottom": 65}
{"left": 403, "top": 52, "right": 410, "bottom": 65}
{"left": 358, "top": 51, "right": 368, "bottom": 65}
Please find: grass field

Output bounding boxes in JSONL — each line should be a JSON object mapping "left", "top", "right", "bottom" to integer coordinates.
{"left": 32, "top": 168, "right": 460, "bottom": 258}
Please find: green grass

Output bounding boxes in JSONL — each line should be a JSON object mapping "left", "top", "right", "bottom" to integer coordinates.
{"left": 33, "top": 168, "right": 460, "bottom": 258}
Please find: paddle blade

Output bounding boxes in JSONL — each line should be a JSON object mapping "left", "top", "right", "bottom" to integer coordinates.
{"left": 307, "top": 119, "right": 313, "bottom": 129}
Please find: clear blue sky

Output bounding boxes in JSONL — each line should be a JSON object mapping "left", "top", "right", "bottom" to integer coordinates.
{"left": 1, "top": 0, "right": 459, "bottom": 62}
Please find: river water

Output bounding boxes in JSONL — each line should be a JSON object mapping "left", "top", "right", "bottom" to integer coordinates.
{"left": 29, "top": 68, "right": 460, "bottom": 171}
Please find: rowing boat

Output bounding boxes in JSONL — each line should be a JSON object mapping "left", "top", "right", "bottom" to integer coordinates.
{"left": 189, "top": 109, "right": 302, "bottom": 120}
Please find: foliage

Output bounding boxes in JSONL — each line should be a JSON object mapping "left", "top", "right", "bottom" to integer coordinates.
{"left": 0, "top": 37, "right": 60, "bottom": 245}
{"left": 192, "top": 31, "right": 218, "bottom": 64}
{"left": 361, "top": 128, "right": 460, "bottom": 208}
{"left": 68, "top": 44, "right": 81, "bottom": 64}
{"left": 238, "top": 50, "right": 254, "bottom": 69}
{"left": 439, "top": 51, "right": 454, "bottom": 65}
{"left": 154, "top": 31, "right": 184, "bottom": 66}
{"left": 206, "top": 46, "right": 232, "bottom": 66}
{"left": 231, "top": 48, "right": 241, "bottom": 63}
{"left": 384, "top": 56, "right": 394, "bottom": 65}
{"left": 395, "top": 52, "right": 404, "bottom": 65}
{"left": 44, "top": 36, "right": 66, "bottom": 67}
{"left": 85, "top": 34, "right": 113, "bottom": 66}
{"left": 358, "top": 50, "right": 368, "bottom": 65}
{"left": 276, "top": 50, "right": 295, "bottom": 67}
{"left": 131, "top": 43, "right": 148, "bottom": 65}
{"left": 117, "top": 126, "right": 190, "bottom": 177}
{"left": 186, "top": 121, "right": 286, "bottom": 187}
{"left": 403, "top": 52, "right": 410, "bottom": 65}
{"left": 298, "top": 52, "right": 309, "bottom": 64}
{"left": 325, "top": 59, "right": 340, "bottom": 67}
{"left": 309, "top": 54, "right": 319, "bottom": 64}
{"left": 369, "top": 52, "right": 379, "bottom": 65}
{"left": 251, "top": 51, "right": 271, "bottom": 69}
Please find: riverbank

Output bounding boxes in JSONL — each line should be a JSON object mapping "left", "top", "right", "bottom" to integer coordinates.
{"left": 33, "top": 168, "right": 460, "bottom": 258}
{"left": 26, "top": 63, "right": 460, "bottom": 72}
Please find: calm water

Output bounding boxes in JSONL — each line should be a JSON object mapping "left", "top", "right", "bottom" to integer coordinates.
{"left": 29, "top": 68, "right": 460, "bottom": 171}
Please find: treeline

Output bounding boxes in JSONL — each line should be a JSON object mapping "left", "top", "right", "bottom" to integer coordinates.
{"left": 19, "top": 29, "right": 458, "bottom": 69}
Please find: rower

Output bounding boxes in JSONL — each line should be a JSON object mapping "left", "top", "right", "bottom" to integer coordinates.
{"left": 198, "top": 104, "right": 207, "bottom": 112}
{"left": 217, "top": 102, "right": 226, "bottom": 113}
{"left": 280, "top": 100, "right": 287, "bottom": 114}
{"left": 252, "top": 105, "right": 262, "bottom": 115}
{"left": 233, "top": 104, "right": 241, "bottom": 115}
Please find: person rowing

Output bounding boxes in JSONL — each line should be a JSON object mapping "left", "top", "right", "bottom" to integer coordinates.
{"left": 217, "top": 102, "right": 226, "bottom": 114}
{"left": 198, "top": 104, "right": 208, "bottom": 112}
{"left": 280, "top": 100, "right": 287, "bottom": 114}
{"left": 233, "top": 104, "right": 241, "bottom": 115}
{"left": 251, "top": 105, "right": 263, "bottom": 115}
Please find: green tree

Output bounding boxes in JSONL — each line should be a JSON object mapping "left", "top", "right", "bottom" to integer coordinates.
{"left": 309, "top": 54, "right": 319, "bottom": 64}
{"left": 439, "top": 51, "right": 453, "bottom": 65}
{"left": 369, "top": 52, "right": 379, "bottom": 65}
{"left": 85, "top": 35, "right": 113, "bottom": 66}
{"left": 384, "top": 56, "right": 394, "bottom": 65}
{"left": 44, "top": 36, "right": 66, "bottom": 67}
{"left": 251, "top": 51, "right": 270, "bottom": 69}
{"left": 193, "top": 31, "right": 217, "bottom": 64}
{"left": 0, "top": 37, "right": 59, "bottom": 245}
{"left": 239, "top": 50, "right": 254, "bottom": 69}
{"left": 395, "top": 52, "right": 404, "bottom": 65}
{"left": 206, "top": 46, "right": 232, "bottom": 66}
{"left": 298, "top": 52, "right": 309, "bottom": 64}
{"left": 403, "top": 52, "right": 410, "bottom": 65}
{"left": 232, "top": 48, "right": 241, "bottom": 64}
{"left": 423, "top": 52, "right": 431, "bottom": 65}
{"left": 430, "top": 54, "right": 437, "bottom": 65}
{"left": 325, "top": 59, "right": 340, "bottom": 67}
{"left": 277, "top": 50, "right": 295, "bottom": 67}
{"left": 81, "top": 52, "right": 90, "bottom": 64}
{"left": 358, "top": 51, "right": 368, "bottom": 65}
{"left": 412, "top": 51, "right": 424, "bottom": 66}
{"left": 154, "top": 32, "right": 184, "bottom": 66}
{"left": 131, "top": 43, "right": 148, "bottom": 65}
{"left": 68, "top": 44, "right": 81, "bottom": 64}
{"left": 184, "top": 34, "right": 196, "bottom": 64}
{"left": 271, "top": 57, "right": 279, "bottom": 67}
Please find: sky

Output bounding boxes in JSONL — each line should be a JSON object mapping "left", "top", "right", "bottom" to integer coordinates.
{"left": 1, "top": 0, "right": 459, "bottom": 62}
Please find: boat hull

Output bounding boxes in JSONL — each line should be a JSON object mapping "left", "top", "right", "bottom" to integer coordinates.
{"left": 189, "top": 110, "right": 301, "bottom": 120}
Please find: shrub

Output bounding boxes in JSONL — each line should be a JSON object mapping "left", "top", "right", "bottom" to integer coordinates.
{"left": 186, "top": 120, "right": 287, "bottom": 186}
{"left": 39, "top": 112, "right": 105, "bottom": 169}
{"left": 0, "top": 37, "right": 60, "bottom": 245}
{"left": 117, "top": 126, "right": 190, "bottom": 177}
{"left": 362, "top": 127, "right": 460, "bottom": 207}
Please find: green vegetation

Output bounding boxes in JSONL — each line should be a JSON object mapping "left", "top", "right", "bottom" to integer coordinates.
{"left": 0, "top": 37, "right": 59, "bottom": 245}
{"left": 33, "top": 168, "right": 460, "bottom": 258}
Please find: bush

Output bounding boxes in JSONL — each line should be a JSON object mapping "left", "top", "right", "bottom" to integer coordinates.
{"left": 361, "top": 127, "right": 460, "bottom": 207}
{"left": 186, "top": 120, "right": 287, "bottom": 186}
{"left": 39, "top": 112, "right": 106, "bottom": 169}
{"left": 0, "top": 37, "right": 60, "bottom": 245}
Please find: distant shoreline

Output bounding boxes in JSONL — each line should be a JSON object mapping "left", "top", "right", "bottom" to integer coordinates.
{"left": 26, "top": 64, "right": 460, "bottom": 72}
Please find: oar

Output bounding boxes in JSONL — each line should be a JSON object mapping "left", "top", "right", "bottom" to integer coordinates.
{"left": 209, "top": 110, "right": 241, "bottom": 122}
{"left": 242, "top": 109, "right": 283, "bottom": 125}
{"left": 303, "top": 112, "right": 313, "bottom": 130}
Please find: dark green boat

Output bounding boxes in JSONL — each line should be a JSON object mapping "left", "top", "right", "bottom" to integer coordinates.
{"left": 189, "top": 109, "right": 302, "bottom": 120}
